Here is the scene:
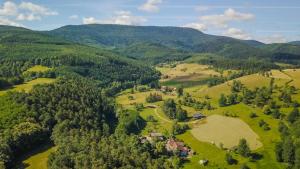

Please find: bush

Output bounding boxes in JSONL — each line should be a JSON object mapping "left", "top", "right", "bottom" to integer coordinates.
{"left": 146, "top": 93, "right": 162, "bottom": 103}
{"left": 128, "top": 95, "right": 134, "bottom": 100}
{"left": 240, "top": 164, "right": 250, "bottom": 169}
{"left": 146, "top": 115, "right": 156, "bottom": 122}
{"left": 225, "top": 153, "right": 237, "bottom": 165}
{"left": 249, "top": 112, "right": 257, "bottom": 118}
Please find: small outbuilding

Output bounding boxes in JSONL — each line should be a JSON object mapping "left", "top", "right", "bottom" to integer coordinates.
{"left": 193, "top": 113, "right": 206, "bottom": 119}
{"left": 199, "top": 159, "right": 209, "bottom": 166}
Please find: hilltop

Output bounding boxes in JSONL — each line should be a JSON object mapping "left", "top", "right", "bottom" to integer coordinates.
{"left": 48, "top": 24, "right": 300, "bottom": 65}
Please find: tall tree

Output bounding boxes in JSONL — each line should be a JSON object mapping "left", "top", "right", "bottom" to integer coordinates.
{"left": 237, "top": 139, "right": 251, "bottom": 157}
{"left": 219, "top": 94, "right": 227, "bottom": 107}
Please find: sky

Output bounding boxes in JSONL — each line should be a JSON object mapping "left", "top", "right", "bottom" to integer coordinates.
{"left": 0, "top": 0, "right": 299, "bottom": 43}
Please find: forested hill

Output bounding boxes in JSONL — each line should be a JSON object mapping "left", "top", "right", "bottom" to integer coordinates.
{"left": 289, "top": 41, "right": 300, "bottom": 45}
{"left": 48, "top": 24, "right": 271, "bottom": 60}
{"left": 47, "top": 24, "right": 300, "bottom": 64}
{"left": 0, "top": 25, "right": 160, "bottom": 92}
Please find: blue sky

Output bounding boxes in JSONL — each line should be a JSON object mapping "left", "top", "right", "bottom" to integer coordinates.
{"left": 0, "top": 0, "right": 299, "bottom": 43}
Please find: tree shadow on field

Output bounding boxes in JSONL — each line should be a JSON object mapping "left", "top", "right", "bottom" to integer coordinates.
{"left": 250, "top": 153, "right": 263, "bottom": 161}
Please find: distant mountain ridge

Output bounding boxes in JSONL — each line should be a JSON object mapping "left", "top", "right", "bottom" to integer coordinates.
{"left": 289, "top": 41, "right": 300, "bottom": 45}
{"left": 47, "top": 24, "right": 271, "bottom": 60}
{"left": 47, "top": 24, "right": 300, "bottom": 63}
{"left": 0, "top": 24, "right": 299, "bottom": 65}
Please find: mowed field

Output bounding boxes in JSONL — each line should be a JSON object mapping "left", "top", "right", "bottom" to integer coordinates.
{"left": 283, "top": 69, "right": 300, "bottom": 88}
{"left": 157, "top": 63, "right": 220, "bottom": 87}
{"left": 191, "top": 115, "right": 262, "bottom": 150}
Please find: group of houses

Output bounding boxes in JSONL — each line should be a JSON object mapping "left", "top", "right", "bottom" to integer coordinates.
{"left": 140, "top": 132, "right": 193, "bottom": 158}
{"left": 160, "top": 86, "right": 177, "bottom": 95}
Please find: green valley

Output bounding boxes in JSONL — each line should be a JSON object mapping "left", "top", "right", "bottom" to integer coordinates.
{"left": 0, "top": 21, "right": 300, "bottom": 169}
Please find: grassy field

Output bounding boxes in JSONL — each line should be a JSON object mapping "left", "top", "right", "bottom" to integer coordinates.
{"left": 191, "top": 115, "right": 262, "bottom": 150}
{"left": 178, "top": 131, "right": 249, "bottom": 169}
{"left": 15, "top": 144, "right": 56, "bottom": 169}
{"left": 24, "top": 65, "right": 52, "bottom": 73}
{"left": 116, "top": 89, "right": 177, "bottom": 108}
{"left": 283, "top": 69, "right": 300, "bottom": 88}
{"left": 157, "top": 63, "right": 220, "bottom": 87}
{"left": 0, "top": 78, "right": 55, "bottom": 96}
{"left": 116, "top": 64, "right": 300, "bottom": 169}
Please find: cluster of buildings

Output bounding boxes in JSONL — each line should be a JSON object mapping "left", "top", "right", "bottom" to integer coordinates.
{"left": 160, "top": 86, "right": 177, "bottom": 94}
{"left": 140, "top": 132, "right": 193, "bottom": 158}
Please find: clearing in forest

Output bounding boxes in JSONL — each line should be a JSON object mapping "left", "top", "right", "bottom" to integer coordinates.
{"left": 191, "top": 115, "right": 262, "bottom": 150}
{"left": 157, "top": 63, "right": 220, "bottom": 82}
{"left": 25, "top": 65, "right": 52, "bottom": 73}
{"left": 0, "top": 78, "right": 55, "bottom": 95}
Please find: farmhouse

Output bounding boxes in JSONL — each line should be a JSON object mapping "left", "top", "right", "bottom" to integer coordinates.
{"left": 193, "top": 112, "right": 206, "bottom": 119}
{"left": 161, "top": 86, "right": 176, "bottom": 93}
{"left": 141, "top": 132, "right": 165, "bottom": 143}
{"left": 165, "top": 139, "right": 191, "bottom": 157}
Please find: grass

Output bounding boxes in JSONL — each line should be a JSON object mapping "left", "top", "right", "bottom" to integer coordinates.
{"left": 139, "top": 108, "right": 173, "bottom": 135}
{"left": 15, "top": 144, "right": 56, "bottom": 169}
{"left": 0, "top": 78, "right": 55, "bottom": 96}
{"left": 191, "top": 115, "right": 262, "bottom": 150}
{"left": 283, "top": 69, "right": 300, "bottom": 88}
{"left": 178, "top": 131, "right": 248, "bottom": 169}
{"left": 116, "top": 89, "right": 177, "bottom": 109}
{"left": 24, "top": 65, "right": 52, "bottom": 73}
{"left": 157, "top": 63, "right": 220, "bottom": 88}
{"left": 115, "top": 65, "right": 300, "bottom": 169}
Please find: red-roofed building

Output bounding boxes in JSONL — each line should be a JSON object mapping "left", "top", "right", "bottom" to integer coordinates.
{"left": 166, "top": 139, "right": 190, "bottom": 157}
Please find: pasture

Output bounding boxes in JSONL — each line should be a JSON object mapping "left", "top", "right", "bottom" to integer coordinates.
{"left": 191, "top": 115, "right": 262, "bottom": 150}
{"left": 115, "top": 64, "right": 298, "bottom": 169}
{"left": 157, "top": 63, "right": 220, "bottom": 87}
{"left": 283, "top": 69, "right": 300, "bottom": 88}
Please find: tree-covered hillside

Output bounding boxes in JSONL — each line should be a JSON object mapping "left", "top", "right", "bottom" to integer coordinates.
{"left": 0, "top": 26, "right": 159, "bottom": 93}
{"left": 0, "top": 26, "right": 175, "bottom": 169}
{"left": 47, "top": 24, "right": 270, "bottom": 59}
{"left": 48, "top": 24, "right": 300, "bottom": 66}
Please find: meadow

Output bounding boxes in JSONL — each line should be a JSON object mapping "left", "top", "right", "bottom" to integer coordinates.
{"left": 115, "top": 63, "right": 298, "bottom": 169}
{"left": 24, "top": 65, "right": 52, "bottom": 73}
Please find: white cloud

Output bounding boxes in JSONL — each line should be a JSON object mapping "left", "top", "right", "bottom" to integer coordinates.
{"left": 82, "top": 17, "right": 99, "bottom": 24}
{"left": 83, "top": 11, "right": 147, "bottom": 25}
{"left": 17, "top": 13, "right": 41, "bottom": 21}
{"left": 183, "top": 8, "right": 255, "bottom": 35}
{"left": 19, "top": 2, "right": 58, "bottom": 16}
{"left": 0, "top": 1, "right": 58, "bottom": 26}
{"left": 0, "top": 1, "right": 18, "bottom": 16}
{"left": 258, "top": 34, "right": 287, "bottom": 44}
{"left": 182, "top": 23, "right": 207, "bottom": 31}
{"left": 200, "top": 8, "right": 254, "bottom": 28}
{"left": 223, "top": 28, "right": 252, "bottom": 40}
{"left": 0, "top": 17, "right": 22, "bottom": 26}
{"left": 69, "top": 15, "right": 78, "bottom": 19}
{"left": 139, "top": 0, "right": 162, "bottom": 12}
